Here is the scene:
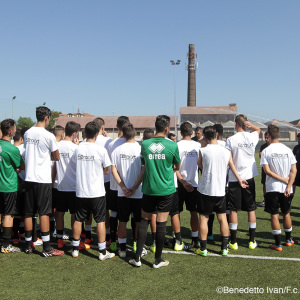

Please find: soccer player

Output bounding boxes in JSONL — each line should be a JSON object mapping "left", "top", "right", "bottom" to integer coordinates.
{"left": 167, "top": 133, "right": 176, "bottom": 142}
{"left": 176, "top": 122, "right": 201, "bottom": 248}
{"left": 111, "top": 123, "right": 145, "bottom": 258}
{"left": 257, "top": 133, "right": 270, "bottom": 207}
{"left": 23, "top": 106, "right": 64, "bottom": 256}
{"left": 0, "top": 119, "right": 24, "bottom": 253}
{"left": 195, "top": 126, "right": 248, "bottom": 256}
{"left": 129, "top": 115, "right": 181, "bottom": 269}
{"left": 225, "top": 114, "right": 260, "bottom": 251}
{"left": 143, "top": 128, "right": 154, "bottom": 141}
{"left": 261, "top": 125, "right": 297, "bottom": 251}
{"left": 71, "top": 121, "right": 115, "bottom": 261}
{"left": 94, "top": 118, "right": 112, "bottom": 244}
{"left": 107, "top": 116, "right": 129, "bottom": 251}
{"left": 54, "top": 121, "right": 80, "bottom": 249}
{"left": 292, "top": 133, "right": 300, "bottom": 194}
{"left": 192, "top": 126, "right": 206, "bottom": 148}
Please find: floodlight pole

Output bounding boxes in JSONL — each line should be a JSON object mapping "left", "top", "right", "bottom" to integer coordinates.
{"left": 12, "top": 96, "right": 16, "bottom": 119}
{"left": 112, "top": 111, "right": 115, "bottom": 139}
{"left": 170, "top": 60, "right": 180, "bottom": 141}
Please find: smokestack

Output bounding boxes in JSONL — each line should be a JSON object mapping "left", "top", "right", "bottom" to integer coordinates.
{"left": 187, "top": 44, "right": 197, "bottom": 107}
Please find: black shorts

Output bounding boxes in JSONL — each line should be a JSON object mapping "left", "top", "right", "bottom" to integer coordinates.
{"left": 75, "top": 196, "right": 106, "bottom": 223}
{"left": 16, "top": 190, "right": 25, "bottom": 216}
{"left": 141, "top": 193, "right": 175, "bottom": 213}
{"left": 52, "top": 187, "right": 59, "bottom": 210}
{"left": 177, "top": 181, "right": 198, "bottom": 212}
{"left": 264, "top": 192, "right": 292, "bottom": 215}
{"left": 169, "top": 191, "right": 179, "bottom": 216}
{"left": 104, "top": 182, "right": 111, "bottom": 209}
{"left": 108, "top": 189, "right": 118, "bottom": 212}
{"left": 0, "top": 192, "right": 18, "bottom": 215}
{"left": 261, "top": 168, "right": 266, "bottom": 185}
{"left": 228, "top": 178, "right": 256, "bottom": 212}
{"left": 117, "top": 197, "right": 141, "bottom": 222}
{"left": 197, "top": 192, "right": 226, "bottom": 215}
{"left": 56, "top": 191, "right": 76, "bottom": 214}
{"left": 24, "top": 182, "right": 52, "bottom": 216}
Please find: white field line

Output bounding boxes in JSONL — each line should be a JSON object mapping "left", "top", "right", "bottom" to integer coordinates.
{"left": 49, "top": 242, "right": 300, "bottom": 262}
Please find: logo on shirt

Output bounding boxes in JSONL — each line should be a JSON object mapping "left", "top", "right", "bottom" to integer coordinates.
{"left": 183, "top": 151, "right": 197, "bottom": 157}
{"left": 60, "top": 153, "right": 70, "bottom": 158}
{"left": 149, "top": 143, "right": 165, "bottom": 153}
{"left": 202, "top": 173, "right": 212, "bottom": 183}
{"left": 26, "top": 138, "right": 39, "bottom": 145}
{"left": 78, "top": 154, "right": 94, "bottom": 161}
{"left": 238, "top": 143, "right": 254, "bottom": 148}
{"left": 120, "top": 154, "right": 137, "bottom": 160}
{"left": 271, "top": 153, "right": 288, "bottom": 159}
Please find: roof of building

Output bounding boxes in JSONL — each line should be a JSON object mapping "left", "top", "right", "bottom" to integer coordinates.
{"left": 265, "top": 119, "right": 298, "bottom": 129}
{"left": 55, "top": 115, "right": 178, "bottom": 129}
{"left": 290, "top": 119, "right": 300, "bottom": 127}
{"left": 180, "top": 104, "right": 237, "bottom": 115}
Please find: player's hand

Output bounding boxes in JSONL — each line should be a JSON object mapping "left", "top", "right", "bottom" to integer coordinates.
{"left": 284, "top": 177, "right": 289, "bottom": 185}
{"left": 239, "top": 179, "right": 249, "bottom": 189}
{"left": 122, "top": 186, "right": 131, "bottom": 197}
{"left": 284, "top": 187, "right": 291, "bottom": 197}
{"left": 183, "top": 181, "right": 194, "bottom": 192}
{"left": 243, "top": 121, "right": 252, "bottom": 129}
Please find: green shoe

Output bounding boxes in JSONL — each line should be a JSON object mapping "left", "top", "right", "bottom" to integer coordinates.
{"left": 150, "top": 244, "right": 156, "bottom": 253}
{"left": 221, "top": 249, "right": 228, "bottom": 256}
{"left": 174, "top": 242, "right": 184, "bottom": 251}
{"left": 249, "top": 241, "right": 257, "bottom": 250}
{"left": 133, "top": 241, "right": 137, "bottom": 252}
{"left": 229, "top": 242, "right": 238, "bottom": 250}
{"left": 109, "top": 242, "right": 117, "bottom": 252}
{"left": 195, "top": 248, "right": 208, "bottom": 256}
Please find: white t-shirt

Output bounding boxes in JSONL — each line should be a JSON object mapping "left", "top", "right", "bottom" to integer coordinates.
{"left": 225, "top": 131, "right": 259, "bottom": 182}
{"left": 24, "top": 127, "right": 58, "bottom": 183}
{"left": 198, "top": 144, "right": 231, "bottom": 197}
{"left": 217, "top": 140, "right": 226, "bottom": 147}
{"left": 73, "top": 142, "right": 111, "bottom": 198}
{"left": 96, "top": 135, "right": 112, "bottom": 183}
{"left": 111, "top": 142, "right": 143, "bottom": 198}
{"left": 56, "top": 140, "right": 78, "bottom": 192}
{"left": 108, "top": 137, "right": 126, "bottom": 190}
{"left": 177, "top": 140, "right": 201, "bottom": 187}
{"left": 17, "top": 144, "right": 26, "bottom": 181}
{"left": 260, "top": 143, "right": 297, "bottom": 193}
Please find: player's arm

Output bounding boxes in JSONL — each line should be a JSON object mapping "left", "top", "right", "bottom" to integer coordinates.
{"left": 284, "top": 164, "right": 297, "bottom": 197}
{"left": 103, "top": 166, "right": 109, "bottom": 175}
{"left": 51, "top": 149, "right": 60, "bottom": 161}
{"left": 228, "top": 156, "right": 249, "bottom": 188}
{"left": 243, "top": 121, "right": 261, "bottom": 135}
{"left": 197, "top": 150, "right": 203, "bottom": 169}
{"left": 173, "top": 162, "right": 180, "bottom": 172}
{"left": 52, "top": 162, "right": 57, "bottom": 184}
{"left": 111, "top": 165, "right": 130, "bottom": 197}
{"left": 263, "top": 164, "right": 289, "bottom": 184}
{"left": 128, "top": 166, "right": 145, "bottom": 195}
{"left": 176, "top": 170, "right": 194, "bottom": 192}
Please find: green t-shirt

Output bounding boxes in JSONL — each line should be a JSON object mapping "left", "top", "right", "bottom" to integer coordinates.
{"left": 0, "top": 140, "right": 24, "bottom": 193}
{"left": 141, "top": 137, "right": 181, "bottom": 196}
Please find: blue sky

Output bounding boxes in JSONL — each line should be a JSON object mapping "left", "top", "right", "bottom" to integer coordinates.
{"left": 1, "top": 0, "right": 299, "bottom": 124}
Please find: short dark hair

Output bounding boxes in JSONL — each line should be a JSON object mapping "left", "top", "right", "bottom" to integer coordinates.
{"left": 122, "top": 123, "right": 135, "bottom": 140}
{"left": 85, "top": 121, "right": 100, "bottom": 139}
{"left": 65, "top": 122, "right": 80, "bottom": 137}
{"left": 117, "top": 116, "right": 129, "bottom": 130}
{"left": 180, "top": 122, "right": 193, "bottom": 137}
{"left": 36, "top": 106, "right": 51, "bottom": 122}
{"left": 195, "top": 126, "right": 202, "bottom": 132}
{"left": 203, "top": 126, "right": 216, "bottom": 141}
{"left": 1, "top": 119, "right": 15, "bottom": 136}
{"left": 155, "top": 115, "right": 170, "bottom": 133}
{"left": 168, "top": 133, "right": 175, "bottom": 139}
{"left": 213, "top": 124, "right": 223, "bottom": 136}
{"left": 297, "top": 133, "right": 300, "bottom": 138}
{"left": 267, "top": 124, "right": 280, "bottom": 140}
{"left": 235, "top": 114, "right": 247, "bottom": 128}
{"left": 143, "top": 128, "right": 154, "bottom": 140}
{"left": 13, "top": 129, "right": 22, "bottom": 142}
{"left": 53, "top": 125, "right": 65, "bottom": 137}
{"left": 93, "top": 117, "right": 105, "bottom": 127}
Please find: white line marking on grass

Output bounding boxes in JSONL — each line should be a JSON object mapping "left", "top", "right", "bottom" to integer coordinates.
{"left": 162, "top": 250, "right": 300, "bottom": 262}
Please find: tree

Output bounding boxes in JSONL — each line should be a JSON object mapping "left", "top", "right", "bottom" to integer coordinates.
{"left": 16, "top": 117, "right": 35, "bottom": 128}
{"left": 47, "top": 110, "right": 61, "bottom": 129}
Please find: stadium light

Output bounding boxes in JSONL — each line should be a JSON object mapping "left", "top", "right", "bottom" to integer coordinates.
{"left": 12, "top": 96, "right": 16, "bottom": 119}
